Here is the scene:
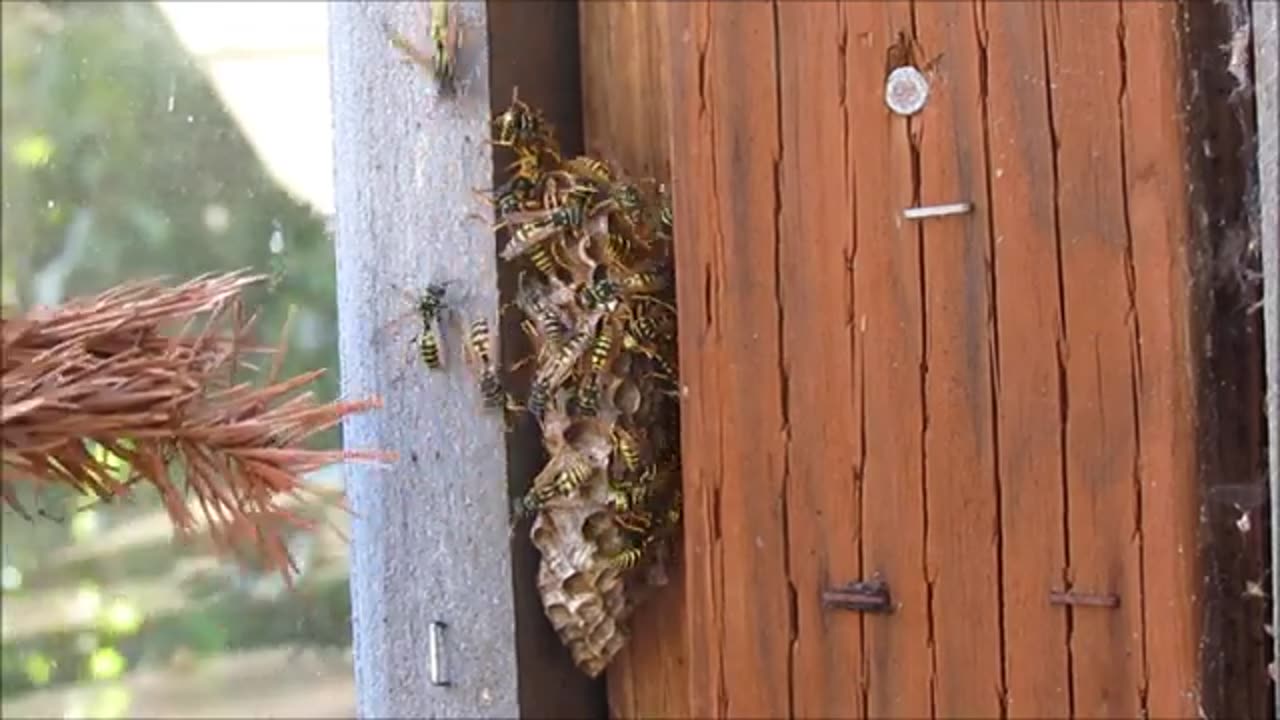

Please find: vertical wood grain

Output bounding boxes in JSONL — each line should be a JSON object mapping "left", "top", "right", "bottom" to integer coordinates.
{"left": 577, "top": 3, "right": 687, "bottom": 718}
{"left": 654, "top": 1, "right": 1251, "bottom": 718}
{"left": 910, "top": 3, "right": 1006, "bottom": 715}
{"left": 775, "top": 2, "right": 865, "bottom": 717}
{"left": 1042, "top": 3, "right": 1147, "bottom": 716}
{"left": 840, "top": 4, "right": 936, "bottom": 718}
{"left": 1119, "top": 4, "right": 1204, "bottom": 717}
{"left": 982, "top": 2, "right": 1071, "bottom": 716}
{"left": 665, "top": 2, "right": 793, "bottom": 717}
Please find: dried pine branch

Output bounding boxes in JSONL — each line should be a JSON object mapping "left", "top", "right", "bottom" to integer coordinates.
{"left": 1, "top": 269, "right": 393, "bottom": 583}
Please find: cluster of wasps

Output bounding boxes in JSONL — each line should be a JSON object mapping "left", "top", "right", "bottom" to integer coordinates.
{"left": 484, "top": 89, "right": 682, "bottom": 578}
{"left": 385, "top": 5, "right": 681, "bottom": 672}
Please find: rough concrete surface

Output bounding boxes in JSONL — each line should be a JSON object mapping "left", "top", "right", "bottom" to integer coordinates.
{"left": 1254, "top": 0, "right": 1279, "bottom": 712}
{"left": 328, "top": 2, "right": 520, "bottom": 717}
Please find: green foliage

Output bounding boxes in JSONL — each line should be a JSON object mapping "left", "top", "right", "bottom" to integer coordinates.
{"left": 0, "top": 0, "right": 341, "bottom": 448}
{"left": 1, "top": 6, "right": 353, "bottom": 707}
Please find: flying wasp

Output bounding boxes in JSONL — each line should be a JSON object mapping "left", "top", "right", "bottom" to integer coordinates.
{"left": 385, "top": 0, "right": 461, "bottom": 95}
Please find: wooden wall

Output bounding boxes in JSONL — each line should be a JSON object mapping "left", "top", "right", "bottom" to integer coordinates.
{"left": 577, "top": 1, "right": 1270, "bottom": 718}
{"left": 577, "top": 3, "right": 687, "bottom": 718}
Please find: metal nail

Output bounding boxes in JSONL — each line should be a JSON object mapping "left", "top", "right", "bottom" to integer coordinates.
{"left": 1049, "top": 590, "right": 1120, "bottom": 609}
{"left": 428, "top": 620, "right": 452, "bottom": 686}
{"left": 902, "top": 202, "right": 973, "bottom": 221}
{"left": 885, "top": 66, "right": 930, "bottom": 116}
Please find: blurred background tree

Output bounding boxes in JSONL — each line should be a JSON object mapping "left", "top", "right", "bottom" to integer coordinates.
{"left": 1, "top": 2, "right": 354, "bottom": 714}
{"left": 1, "top": 0, "right": 339, "bottom": 446}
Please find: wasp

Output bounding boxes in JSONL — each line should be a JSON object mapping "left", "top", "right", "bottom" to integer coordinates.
{"left": 526, "top": 378, "right": 551, "bottom": 419}
{"left": 528, "top": 452, "right": 593, "bottom": 505}
{"left": 493, "top": 87, "right": 559, "bottom": 163}
{"left": 386, "top": 0, "right": 460, "bottom": 95}
{"left": 618, "top": 269, "right": 668, "bottom": 295}
{"left": 605, "top": 476, "right": 650, "bottom": 515}
{"left": 604, "top": 535, "right": 653, "bottom": 571}
{"left": 585, "top": 320, "right": 616, "bottom": 374}
{"left": 600, "top": 232, "right": 633, "bottom": 270}
{"left": 623, "top": 312, "right": 664, "bottom": 348}
{"left": 576, "top": 266, "right": 621, "bottom": 312}
{"left": 464, "top": 317, "right": 511, "bottom": 412}
{"left": 611, "top": 426, "right": 643, "bottom": 474}
{"left": 413, "top": 283, "right": 452, "bottom": 369}
{"left": 527, "top": 242, "right": 564, "bottom": 281}
{"left": 379, "top": 281, "right": 453, "bottom": 372}
{"left": 503, "top": 183, "right": 594, "bottom": 238}
{"left": 416, "top": 325, "right": 444, "bottom": 369}
{"left": 486, "top": 173, "right": 538, "bottom": 219}
{"left": 415, "top": 282, "right": 450, "bottom": 325}
{"left": 535, "top": 313, "right": 604, "bottom": 392}
{"left": 662, "top": 489, "right": 683, "bottom": 529}
{"left": 499, "top": 217, "right": 562, "bottom": 262}
{"left": 563, "top": 155, "right": 614, "bottom": 184}
{"left": 515, "top": 275, "right": 570, "bottom": 348}
{"left": 608, "top": 181, "right": 650, "bottom": 233}
{"left": 575, "top": 372, "right": 602, "bottom": 417}
{"left": 613, "top": 509, "right": 654, "bottom": 534}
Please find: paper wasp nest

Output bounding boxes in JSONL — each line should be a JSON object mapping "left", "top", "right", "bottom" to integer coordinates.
{"left": 482, "top": 91, "right": 683, "bottom": 677}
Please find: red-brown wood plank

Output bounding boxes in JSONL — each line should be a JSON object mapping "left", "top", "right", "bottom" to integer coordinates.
{"left": 982, "top": 1, "right": 1072, "bottom": 716}
{"left": 665, "top": 3, "right": 793, "bottom": 717}
{"left": 841, "top": 4, "right": 935, "bottom": 717}
{"left": 578, "top": 3, "right": 689, "bottom": 718}
{"left": 910, "top": 3, "right": 1006, "bottom": 716}
{"left": 1119, "top": 3, "right": 1204, "bottom": 716}
{"left": 1043, "top": 2, "right": 1148, "bottom": 716}
{"left": 775, "top": 2, "right": 865, "bottom": 717}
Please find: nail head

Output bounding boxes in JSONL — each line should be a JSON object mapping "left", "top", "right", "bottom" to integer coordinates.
{"left": 885, "top": 66, "right": 930, "bottom": 116}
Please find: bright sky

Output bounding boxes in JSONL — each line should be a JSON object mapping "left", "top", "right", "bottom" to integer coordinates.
{"left": 155, "top": 1, "right": 334, "bottom": 215}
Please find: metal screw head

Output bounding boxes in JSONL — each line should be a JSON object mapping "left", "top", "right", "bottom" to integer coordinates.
{"left": 885, "top": 66, "right": 929, "bottom": 116}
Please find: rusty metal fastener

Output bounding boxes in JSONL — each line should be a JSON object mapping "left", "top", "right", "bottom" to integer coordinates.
{"left": 822, "top": 579, "right": 893, "bottom": 613}
{"left": 1049, "top": 590, "right": 1120, "bottom": 609}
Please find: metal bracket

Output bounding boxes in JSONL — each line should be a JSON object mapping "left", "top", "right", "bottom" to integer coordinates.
{"left": 822, "top": 579, "right": 894, "bottom": 614}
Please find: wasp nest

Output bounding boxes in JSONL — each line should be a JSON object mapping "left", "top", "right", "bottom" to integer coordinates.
{"left": 480, "top": 89, "right": 683, "bottom": 677}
